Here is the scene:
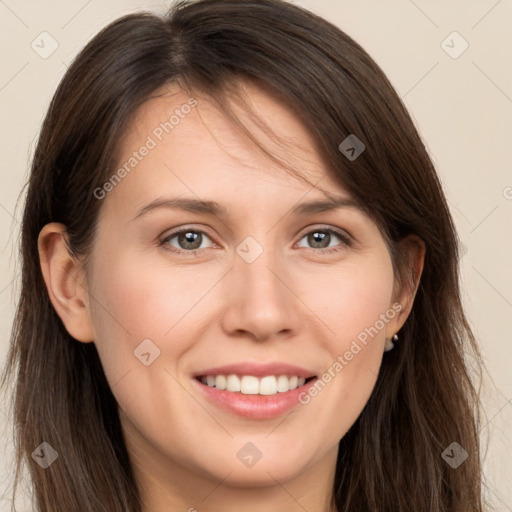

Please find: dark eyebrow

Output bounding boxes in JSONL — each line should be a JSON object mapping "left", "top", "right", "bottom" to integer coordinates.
{"left": 133, "top": 197, "right": 225, "bottom": 220}
{"left": 292, "top": 197, "right": 364, "bottom": 215}
{"left": 132, "top": 196, "right": 364, "bottom": 221}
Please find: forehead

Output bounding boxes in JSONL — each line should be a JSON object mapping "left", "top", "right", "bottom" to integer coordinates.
{"left": 105, "top": 81, "right": 352, "bottom": 214}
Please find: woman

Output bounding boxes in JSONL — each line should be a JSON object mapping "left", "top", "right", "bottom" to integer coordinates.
{"left": 1, "top": 0, "right": 486, "bottom": 510}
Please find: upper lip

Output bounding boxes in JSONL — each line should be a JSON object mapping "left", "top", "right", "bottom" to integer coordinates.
{"left": 193, "top": 362, "right": 317, "bottom": 379}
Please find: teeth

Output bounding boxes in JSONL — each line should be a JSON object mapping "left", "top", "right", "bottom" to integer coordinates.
{"left": 226, "top": 374, "right": 241, "bottom": 392}
{"left": 241, "top": 376, "right": 259, "bottom": 394}
{"left": 259, "top": 376, "right": 277, "bottom": 395}
{"left": 215, "top": 375, "right": 226, "bottom": 390}
{"left": 201, "top": 374, "right": 309, "bottom": 395}
{"left": 277, "top": 375, "right": 289, "bottom": 392}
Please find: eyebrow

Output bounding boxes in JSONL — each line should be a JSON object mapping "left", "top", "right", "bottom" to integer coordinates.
{"left": 132, "top": 195, "right": 364, "bottom": 221}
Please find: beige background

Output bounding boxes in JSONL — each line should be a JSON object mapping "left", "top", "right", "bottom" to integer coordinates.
{"left": 0, "top": 0, "right": 511, "bottom": 510}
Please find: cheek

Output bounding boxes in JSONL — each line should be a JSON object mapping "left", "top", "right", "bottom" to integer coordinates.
{"left": 86, "top": 255, "right": 203, "bottom": 437}
{"left": 293, "top": 254, "right": 394, "bottom": 433}
{"left": 86, "top": 253, "right": 191, "bottom": 387}
{"left": 301, "top": 254, "right": 395, "bottom": 348}
{"left": 89, "top": 252, "right": 204, "bottom": 341}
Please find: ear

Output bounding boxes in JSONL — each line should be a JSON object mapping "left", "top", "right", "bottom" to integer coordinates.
{"left": 385, "top": 234, "right": 426, "bottom": 339}
{"left": 38, "top": 222, "right": 95, "bottom": 343}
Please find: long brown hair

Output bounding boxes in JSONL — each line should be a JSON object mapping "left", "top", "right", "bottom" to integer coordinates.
{"left": 1, "top": 0, "right": 487, "bottom": 510}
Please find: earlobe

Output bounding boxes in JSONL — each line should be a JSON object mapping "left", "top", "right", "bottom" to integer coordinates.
{"left": 386, "top": 235, "right": 426, "bottom": 339}
{"left": 38, "top": 223, "right": 95, "bottom": 343}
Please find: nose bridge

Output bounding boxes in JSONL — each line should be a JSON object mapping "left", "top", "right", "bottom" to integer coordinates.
{"left": 235, "top": 234, "right": 286, "bottom": 301}
{"left": 222, "top": 233, "right": 297, "bottom": 340}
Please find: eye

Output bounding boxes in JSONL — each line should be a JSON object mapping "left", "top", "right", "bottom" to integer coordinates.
{"left": 159, "top": 226, "right": 352, "bottom": 256}
{"left": 296, "top": 227, "right": 352, "bottom": 253}
{"left": 160, "top": 228, "right": 215, "bottom": 254}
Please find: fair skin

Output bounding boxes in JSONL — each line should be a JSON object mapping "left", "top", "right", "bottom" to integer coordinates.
{"left": 38, "top": 81, "right": 424, "bottom": 512}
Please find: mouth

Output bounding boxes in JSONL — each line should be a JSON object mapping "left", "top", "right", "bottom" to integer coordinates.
{"left": 191, "top": 363, "right": 318, "bottom": 419}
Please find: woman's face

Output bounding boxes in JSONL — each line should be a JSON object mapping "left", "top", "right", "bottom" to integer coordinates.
{"left": 81, "top": 82, "right": 405, "bottom": 494}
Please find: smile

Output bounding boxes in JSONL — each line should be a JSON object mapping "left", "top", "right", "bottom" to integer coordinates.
{"left": 198, "top": 374, "right": 312, "bottom": 395}
{"left": 192, "top": 362, "right": 318, "bottom": 419}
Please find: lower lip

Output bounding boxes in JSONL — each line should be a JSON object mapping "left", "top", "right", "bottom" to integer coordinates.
{"left": 192, "top": 378, "right": 318, "bottom": 419}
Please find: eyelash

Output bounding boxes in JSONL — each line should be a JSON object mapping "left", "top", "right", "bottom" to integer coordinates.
{"left": 159, "top": 226, "right": 353, "bottom": 256}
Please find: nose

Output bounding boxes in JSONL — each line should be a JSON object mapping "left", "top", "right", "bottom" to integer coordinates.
{"left": 220, "top": 246, "right": 300, "bottom": 342}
